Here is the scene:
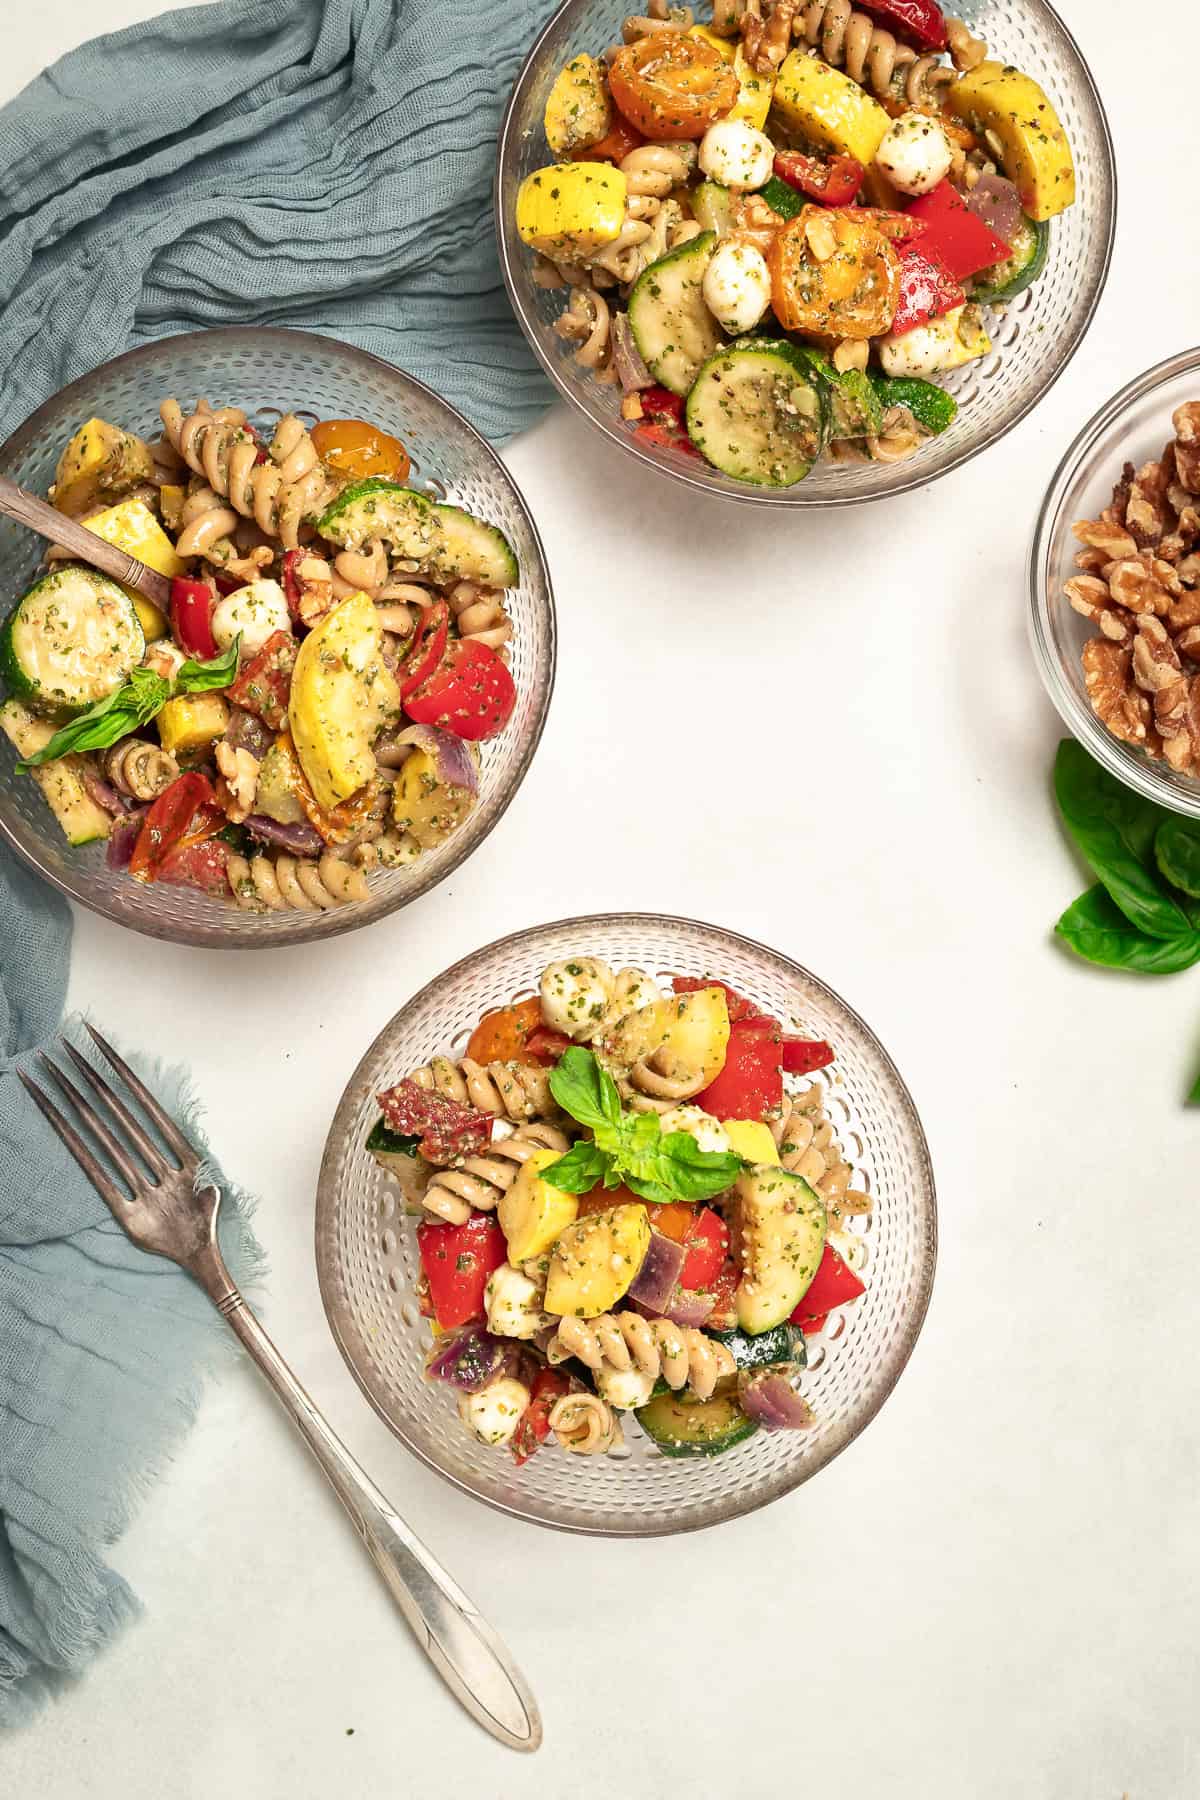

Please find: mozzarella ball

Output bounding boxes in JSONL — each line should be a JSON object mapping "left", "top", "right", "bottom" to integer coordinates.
{"left": 878, "top": 306, "right": 972, "bottom": 377}
{"left": 601, "top": 967, "right": 666, "bottom": 1032}
{"left": 210, "top": 578, "right": 290, "bottom": 655}
{"left": 456, "top": 1377, "right": 531, "bottom": 1447}
{"left": 875, "top": 112, "right": 953, "bottom": 197}
{"left": 596, "top": 1365, "right": 657, "bottom": 1410}
{"left": 658, "top": 1105, "right": 732, "bottom": 1155}
{"left": 698, "top": 119, "right": 774, "bottom": 191}
{"left": 540, "top": 956, "right": 614, "bottom": 1040}
{"left": 485, "top": 1264, "right": 548, "bottom": 1340}
{"left": 702, "top": 240, "right": 772, "bottom": 335}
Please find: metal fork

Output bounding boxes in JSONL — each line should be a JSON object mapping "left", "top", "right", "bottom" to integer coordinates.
{"left": 19, "top": 1026, "right": 542, "bottom": 1753}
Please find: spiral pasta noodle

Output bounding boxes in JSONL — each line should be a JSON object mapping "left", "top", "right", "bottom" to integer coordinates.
{"left": 408, "top": 1054, "right": 559, "bottom": 1124}
{"left": 226, "top": 850, "right": 370, "bottom": 912}
{"left": 619, "top": 144, "right": 694, "bottom": 200}
{"left": 421, "top": 1121, "right": 572, "bottom": 1226}
{"left": 160, "top": 398, "right": 336, "bottom": 552}
{"left": 548, "top": 1391, "right": 624, "bottom": 1455}
{"left": 447, "top": 580, "right": 513, "bottom": 656}
{"left": 623, "top": 1051, "right": 710, "bottom": 1110}
{"left": 548, "top": 1312, "right": 736, "bottom": 1402}
{"left": 552, "top": 283, "right": 613, "bottom": 369}
{"left": 771, "top": 1086, "right": 872, "bottom": 1225}
{"left": 103, "top": 738, "right": 178, "bottom": 801}
{"left": 795, "top": 0, "right": 917, "bottom": 98}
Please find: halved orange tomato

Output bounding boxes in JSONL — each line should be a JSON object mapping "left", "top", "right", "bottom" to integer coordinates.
{"left": 767, "top": 206, "right": 900, "bottom": 338}
{"left": 309, "top": 417, "right": 410, "bottom": 483}
{"left": 608, "top": 32, "right": 738, "bottom": 141}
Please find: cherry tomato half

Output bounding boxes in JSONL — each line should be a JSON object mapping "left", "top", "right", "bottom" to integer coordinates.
{"left": 608, "top": 31, "right": 738, "bottom": 141}
{"left": 309, "top": 417, "right": 411, "bottom": 484}
{"left": 404, "top": 638, "right": 516, "bottom": 742}
{"left": 130, "top": 773, "right": 223, "bottom": 881}
{"left": 466, "top": 996, "right": 544, "bottom": 1065}
{"left": 768, "top": 207, "right": 900, "bottom": 338}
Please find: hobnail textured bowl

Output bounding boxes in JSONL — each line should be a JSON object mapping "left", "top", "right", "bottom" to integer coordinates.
{"left": 496, "top": 0, "right": 1115, "bottom": 507}
{"left": 1030, "top": 348, "right": 1200, "bottom": 819}
{"left": 0, "top": 328, "right": 555, "bottom": 946}
{"left": 316, "top": 914, "right": 936, "bottom": 1536}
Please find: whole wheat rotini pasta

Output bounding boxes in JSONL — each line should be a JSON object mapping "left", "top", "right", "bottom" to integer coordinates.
{"left": 408, "top": 1055, "right": 560, "bottom": 1123}
{"left": 225, "top": 851, "right": 371, "bottom": 913}
{"left": 421, "top": 1121, "right": 572, "bottom": 1225}
{"left": 549, "top": 1312, "right": 736, "bottom": 1401}
{"left": 548, "top": 1391, "right": 624, "bottom": 1456}
{"left": 160, "top": 399, "right": 336, "bottom": 551}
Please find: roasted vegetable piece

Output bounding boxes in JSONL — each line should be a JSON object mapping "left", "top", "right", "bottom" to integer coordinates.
{"left": 52, "top": 417, "right": 153, "bottom": 518}
{"left": 904, "top": 179, "right": 1011, "bottom": 281}
{"left": 635, "top": 1387, "right": 758, "bottom": 1456}
{"left": 129, "top": 771, "right": 224, "bottom": 881}
{"left": 771, "top": 51, "right": 892, "bottom": 168}
{"left": 0, "top": 698, "right": 112, "bottom": 845}
{"left": 377, "top": 1075, "right": 492, "bottom": 1165}
{"left": 868, "top": 373, "right": 958, "bottom": 434}
{"left": 467, "top": 997, "right": 545, "bottom": 1066}
{"left": 686, "top": 341, "right": 829, "bottom": 487}
{"left": 418, "top": 1214, "right": 508, "bottom": 1329}
{"left": 511, "top": 1368, "right": 573, "bottom": 1466}
{"left": 230, "top": 629, "right": 299, "bottom": 733}
{"left": 572, "top": 116, "right": 645, "bottom": 165}
{"left": 782, "top": 1036, "right": 835, "bottom": 1075}
{"left": 498, "top": 1147, "right": 580, "bottom": 1264}
{"left": 856, "top": 0, "right": 947, "bottom": 50}
{"left": 544, "top": 52, "right": 612, "bottom": 154}
{"left": 971, "top": 213, "right": 1049, "bottom": 304}
{"left": 403, "top": 638, "right": 516, "bottom": 743}
{"left": 688, "top": 23, "right": 774, "bottom": 130}
{"left": 515, "top": 161, "right": 628, "bottom": 258}
{"left": 543, "top": 1202, "right": 651, "bottom": 1317}
{"left": 945, "top": 61, "right": 1075, "bottom": 221}
{"left": 722, "top": 1119, "right": 779, "bottom": 1165}
{"left": 734, "top": 1164, "right": 828, "bottom": 1335}
{"left": 606, "top": 985, "right": 731, "bottom": 1087}
{"left": 82, "top": 499, "right": 182, "bottom": 639}
{"left": 768, "top": 207, "right": 900, "bottom": 338}
{"left": 772, "top": 148, "right": 863, "bottom": 205}
{"left": 608, "top": 31, "right": 739, "bottom": 141}
{"left": 156, "top": 691, "right": 230, "bottom": 757}
{"left": 288, "top": 593, "right": 398, "bottom": 810}
{"left": 789, "top": 1239, "right": 866, "bottom": 1327}
{"left": 0, "top": 566, "right": 144, "bottom": 719}
{"left": 697, "top": 1018, "right": 782, "bottom": 1122}
{"left": 308, "top": 418, "right": 410, "bottom": 484}
{"left": 889, "top": 242, "right": 966, "bottom": 335}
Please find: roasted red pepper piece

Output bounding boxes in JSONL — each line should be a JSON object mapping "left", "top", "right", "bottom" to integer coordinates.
{"left": 377, "top": 1076, "right": 492, "bottom": 1165}
{"left": 678, "top": 1207, "right": 729, "bottom": 1291}
{"left": 404, "top": 638, "right": 516, "bottom": 742}
{"left": 510, "top": 1368, "right": 573, "bottom": 1466}
{"left": 782, "top": 1036, "right": 835, "bottom": 1075}
{"left": 398, "top": 600, "right": 450, "bottom": 700}
{"left": 129, "top": 773, "right": 223, "bottom": 881}
{"left": 169, "top": 576, "right": 218, "bottom": 660}
{"left": 671, "top": 974, "right": 769, "bottom": 1024}
{"left": 155, "top": 836, "right": 230, "bottom": 895}
{"left": 773, "top": 149, "right": 864, "bottom": 206}
{"left": 853, "top": 206, "right": 927, "bottom": 244}
{"left": 417, "top": 1214, "right": 508, "bottom": 1330}
{"left": 789, "top": 1241, "right": 866, "bottom": 1327}
{"left": 696, "top": 1016, "right": 783, "bottom": 1121}
{"left": 703, "top": 1264, "right": 739, "bottom": 1332}
{"left": 635, "top": 386, "right": 702, "bottom": 459}
{"left": 524, "top": 1026, "right": 573, "bottom": 1065}
{"left": 889, "top": 243, "right": 965, "bottom": 335}
{"left": 904, "top": 179, "right": 1011, "bottom": 281}
{"left": 227, "top": 630, "right": 298, "bottom": 731}
{"left": 857, "top": 0, "right": 947, "bottom": 51}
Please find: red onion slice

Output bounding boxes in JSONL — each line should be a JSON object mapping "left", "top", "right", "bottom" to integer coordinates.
{"left": 627, "top": 1227, "right": 686, "bottom": 1311}
{"left": 225, "top": 706, "right": 275, "bottom": 759}
{"left": 611, "top": 312, "right": 654, "bottom": 393}
{"left": 106, "top": 809, "right": 147, "bottom": 870}
{"left": 661, "top": 1285, "right": 715, "bottom": 1329}
{"left": 396, "top": 724, "right": 479, "bottom": 795}
{"left": 82, "top": 768, "right": 132, "bottom": 817}
{"left": 423, "top": 1325, "right": 519, "bottom": 1392}
{"left": 738, "top": 1365, "right": 815, "bottom": 1431}
{"left": 244, "top": 814, "right": 325, "bottom": 856}
{"left": 965, "top": 173, "right": 1022, "bottom": 250}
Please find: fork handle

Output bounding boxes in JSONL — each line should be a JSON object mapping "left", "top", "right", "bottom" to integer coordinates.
{"left": 190, "top": 1246, "right": 542, "bottom": 1753}
{"left": 0, "top": 475, "right": 173, "bottom": 609}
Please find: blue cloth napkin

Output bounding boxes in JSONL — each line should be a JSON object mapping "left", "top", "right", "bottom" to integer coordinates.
{"left": 0, "top": 845, "right": 266, "bottom": 1726}
{"left": 0, "top": 0, "right": 557, "bottom": 444}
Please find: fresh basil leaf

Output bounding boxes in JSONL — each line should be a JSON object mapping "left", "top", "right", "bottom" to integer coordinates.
{"left": 1155, "top": 818, "right": 1200, "bottom": 900}
{"left": 1054, "top": 740, "right": 1191, "bottom": 940}
{"left": 659, "top": 1131, "right": 744, "bottom": 1200}
{"left": 365, "top": 1118, "right": 420, "bottom": 1157}
{"left": 1188, "top": 1063, "right": 1200, "bottom": 1106}
{"left": 620, "top": 1168, "right": 682, "bottom": 1207}
{"left": 176, "top": 634, "right": 241, "bottom": 693}
{"left": 540, "top": 1139, "right": 611, "bottom": 1195}
{"left": 17, "top": 665, "right": 169, "bottom": 769}
{"left": 1055, "top": 885, "right": 1200, "bottom": 974}
{"left": 548, "top": 1047, "right": 621, "bottom": 1132}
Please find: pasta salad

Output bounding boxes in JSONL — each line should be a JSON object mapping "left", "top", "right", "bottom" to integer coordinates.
{"left": 366, "top": 956, "right": 871, "bottom": 1463}
{"left": 515, "top": 0, "right": 1077, "bottom": 485}
{"left": 0, "top": 403, "right": 521, "bottom": 911}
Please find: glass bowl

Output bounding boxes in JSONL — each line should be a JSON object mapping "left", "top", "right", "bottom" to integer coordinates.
{"left": 315, "top": 914, "right": 936, "bottom": 1537}
{"left": 496, "top": 0, "right": 1115, "bottom": 507}
{"left": 1030, "top": 348, "right": 1200, "bottom": 818}
{"left": 0, "top": 328, "right": 556, "bottom": 947}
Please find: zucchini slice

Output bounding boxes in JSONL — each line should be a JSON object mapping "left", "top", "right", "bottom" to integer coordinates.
{"left": 427, "top": 504, "right": 519, "bottom": 589}
{"left": 791, "top": 347, "right": 884, "bottom": 440}
{"left": 757, "top": 174, "right": 805, "bottom": 221}
{"left": 972, "top": 214, "right": 1050, "bottom": 305}
{"left": 628, "top": 232, "right": 723, "bottom": 398}
{"left": 636, "top": 1387, "right": 759, "bottom": 1457}
{"left": 686, "top": 340, "right": 829, "bottom": 486}
{"left": 317, "top": 478, "right": 440, "bottom": 563}
{"left": 691, "top": 181, "right": 734, "bottom": 235}
{"left": 869, "top": 375, "right": 958, "bottom": 436}
{"left": 0, "top": 697, "right": 112, "bottom": 845}
{"left": 0, "top": 565, "right": 144, "bottom": 718}
{"left": 734, "top": 1164, "right": 827, "bottom": 1335}
{"left": 712, "top": 1322, "right": 807, "bottom": 1371}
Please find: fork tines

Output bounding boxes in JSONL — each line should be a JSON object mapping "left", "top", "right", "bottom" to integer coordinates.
{"left": 17, "top": 1025, "right": 196, "bottom": 1216}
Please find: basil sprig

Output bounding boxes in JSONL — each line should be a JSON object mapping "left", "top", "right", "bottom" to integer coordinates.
{"left": 1052, "top": 740, "right": 1200, "bottom": 1098}
{"left": 540, "top": 1047, "right": 744, "bottom": 1205}
{"left": 18, "top": 637, "right": 240, "bottom": 770}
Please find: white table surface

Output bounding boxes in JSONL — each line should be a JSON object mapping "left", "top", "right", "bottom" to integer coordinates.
{"left": 4, "top": 3, "right": 1199, "bottom": 1795}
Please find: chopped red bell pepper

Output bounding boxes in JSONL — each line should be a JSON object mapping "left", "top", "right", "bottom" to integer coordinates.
{"left": 227, "top": 630, "right": 298, "bottom": 732}
{"left": 773, "top": 149, "right": 864, "bottom": 207}
{"left": 782, "top": 1037, "right": 835, "bottom": 1075}
{"left": 890, "top": 242, "right": 966, "bottom": 335}
{"left": 398, "top": 600, "right": 450, "bottom": 700}
{"left": 524, "top": 1025, "right": 573, "bottom": 1066}
{"left": 404, "top": 637, "right": 516, "bottom": 742}
{"left": 510, "top": 1368, "right": 573, "bottom": 1466}
{"left": 169, "top": 577, "right": 218, "bottom": 661}
{"left": 416, "top": 1213, "right": 508, "bottom": 1330}
{"left": 789, "top": 1241, "right": 866, "bottom": 1328}
{"left": 696, "top": 1016, "right": 783, "bottom": 1122}
{"left": 634, "top": 386, "right": 702, "bottom": 459}
{"left": 856, "top": 0, "right": 946, "bottom": 51}
{"left": 904, "top": 179, "right": 1011, "bottom": 281}
{"left": 678, "top": 1207, "right": 729, "bottom": 1291}
{"left": 129, "top": 772, "right": 224, "bottom": 882}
